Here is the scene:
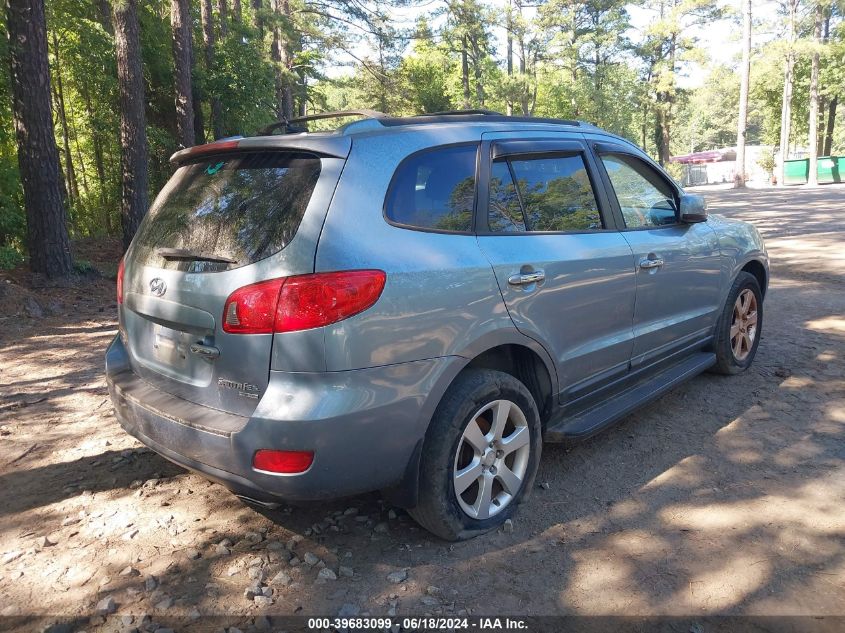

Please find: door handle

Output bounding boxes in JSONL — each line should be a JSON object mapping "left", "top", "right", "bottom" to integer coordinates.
{"left": 639, "top": 257, "right": 664, "bottom": 270}
{"left": 508, "top": 269, "right": 545, "bottom": 286}
{"left": 190, "top": 342, "right": 220, "bottom": 359}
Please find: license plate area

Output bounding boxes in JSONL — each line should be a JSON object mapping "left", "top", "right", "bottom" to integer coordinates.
{"left": 153, "top": 324, "right": 191, "bottom": 369}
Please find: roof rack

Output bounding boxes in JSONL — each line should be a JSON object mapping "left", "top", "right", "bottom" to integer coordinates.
{"left": 378, "top": 112, "right": 583, "bottom": 128}
{"left": 258, "top": 108, "right": 590, "bottom": 136}
{"left": 416, "top": 109, "right": 504, "bottom": 117}
{"left": 259, "top": 109, "right": 387, "bottom": 136}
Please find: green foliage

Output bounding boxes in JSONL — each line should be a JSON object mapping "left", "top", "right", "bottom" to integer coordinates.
{"left": 0, "top": 246, "right": 24, "bottom": 271}
{"left": 664, "top": 161, "right": 685, "bottom": 185}
{"left": 73, "top": 259, "right": 98, "bottom": 276}
{"left": 0, "top": 0, "right": 842, "bottom": 269}
{"left": 758, "top": 151, "right": 776, "bottom": 176}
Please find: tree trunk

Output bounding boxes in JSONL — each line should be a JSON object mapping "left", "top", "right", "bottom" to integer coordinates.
{"left": 469, "top": 35, "right": 484, "bottom": 106}
{"left": 807, "top": 2, "right": 822, "bottom": 186}
{"left": 823, "top": 95, "right": 837, "bottom": 157}
{"left": 51, "top": 33, "right": 80, "bottom": 215}
{"left": 96, "top": 0, "right": 114, "bottom": 35}
{"left": 518, "top": 37, "right": 528, "bottom": 115}
{"left": 506, "top": 0, "right": 512, "bottom": 116}
{"left": 67, "top": 89, "right": 91, "bottom": 200}
{"left": 734, "top": 0, "right": 751, "bottom": 187}
{"left": 192, "top": 90, "right": 206, "bottom": 145}
{"left": 656, "top": 36, "right": 677, "bottom": 166}
{"left": 270, "top": 0, "right": 293, "bottom": 119}
{"left": 461, "top": 34, "right": 470, "bottom": 109}
{"left": 6, "top": 0, "right": 73, "bottom": 277}
{"left": 113, "top": 0, "right": 149, "bottom": 250}
{"left": 252, "top": 0, "right": 263, "bottom": 38}
{"left": 232, "top": 0, "right": 241, "bottom": 22}
{"left": 817, "top": 9, "right": 831, "bottom": 156}
{"left": 217, "top": 0, "right": 228, "bottom": 37}
{"left": 82, "top": 86, "right": 112, "bottom": 234}
{"left": 171, "top": 0, "right": 195, "bottom": 149}
{"left": 778, "top": 0, "right": 798, "bottom": 186}
{"left": 201, "top": 0, "right": 225, "bottom": 138}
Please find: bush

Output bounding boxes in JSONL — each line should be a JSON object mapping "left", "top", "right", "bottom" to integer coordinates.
{"left": 0, "top": 245, "right": 23, "bottom": 270}
{"left": 758, "top": 152, "right": 776, "bottom": 177}
{"left": 665, "top": 162, "right": 686, "bottom": 186}
{"left": 73, "top": 259, "right": 99, "bottom": 277}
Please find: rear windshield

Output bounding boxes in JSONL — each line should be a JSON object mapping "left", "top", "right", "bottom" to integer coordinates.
{"left": 132, "top": 152, "right": 321, "bottom": 272}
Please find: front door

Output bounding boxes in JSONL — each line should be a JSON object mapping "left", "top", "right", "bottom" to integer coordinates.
{"left": 475, "top": 134, "right": 637, "bottom": 404}
{"left": 590, "top": 142, "right": 722, "bottom": 369}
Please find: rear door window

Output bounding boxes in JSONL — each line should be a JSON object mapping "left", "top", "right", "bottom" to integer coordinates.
{"left": 133, "top": 152, "right": 321, "bottom": 271}
{"left": 384, "top": 144, "right": 477, "bottom": 233}
{"left": 489, "top": 160, "right": 527, "bottom": 232}
{"left": 488, "top": 153, "right": 602, "bottom": 232}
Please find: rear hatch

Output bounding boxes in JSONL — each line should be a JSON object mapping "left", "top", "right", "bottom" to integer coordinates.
{"left": 120, "top": 148, "right": 342, "bottom": 417}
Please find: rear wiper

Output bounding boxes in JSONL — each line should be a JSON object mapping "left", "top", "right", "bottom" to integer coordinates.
{"left": 156, "top": 247, "right": 238, "bottom": 265}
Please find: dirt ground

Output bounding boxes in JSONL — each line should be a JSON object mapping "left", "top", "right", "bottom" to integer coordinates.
{"left": 1, "top": 185, "right": 843, "bottom": 631}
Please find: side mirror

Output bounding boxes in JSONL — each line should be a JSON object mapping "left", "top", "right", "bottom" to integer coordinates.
{"left": 680, "top": 194, "right": 708, "bottom": 223}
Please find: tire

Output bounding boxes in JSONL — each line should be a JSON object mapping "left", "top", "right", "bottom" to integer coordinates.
{"left": 711, "top": 271, "right": 763, "bottom": 375}
{"left": 408, "top": 369, "right": 542, "bottom": 541}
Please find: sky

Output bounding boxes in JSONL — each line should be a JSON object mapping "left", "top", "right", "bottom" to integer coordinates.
{"left": 327, "top": 0, "right": 785, "bottom": 90}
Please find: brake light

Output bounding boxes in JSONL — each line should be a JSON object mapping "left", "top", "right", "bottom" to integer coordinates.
{"left": 117, "top": 258, "right": 125, "bottom": 304}
{"left": 222, "top": 278, "right": 284, "bottom": 334}
{"left": 184, "top": 139, "right": 239, "bottom": 158}
{"left": 222, "top": 270, "right": 386, "bottom": 334}
{"left": 276, "top": 270, "right": 386, "bottom": 332}
{"left": 253, "top": 449, "right": 314, "bottom": 474}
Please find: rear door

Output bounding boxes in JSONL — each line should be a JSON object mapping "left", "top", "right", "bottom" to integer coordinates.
{"left": 120, "top": 150, "right": 343, "bottom": 416}
{"left": 476, "top": 133, "right": 637, "bottom": 405}
{"left": 588, "top": 140, "right": 722, "bottom": 368}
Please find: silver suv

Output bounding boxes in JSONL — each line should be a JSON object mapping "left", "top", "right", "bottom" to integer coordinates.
{"left": 106, "top": 110, "right": 768, "bottom": 540}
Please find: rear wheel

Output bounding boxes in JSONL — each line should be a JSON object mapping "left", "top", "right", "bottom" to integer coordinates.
{"left": 711, "top": 271, "right": 763, "bottom": 375}
{"left": 409, "top": 369, "right": 541, "bottom": 541}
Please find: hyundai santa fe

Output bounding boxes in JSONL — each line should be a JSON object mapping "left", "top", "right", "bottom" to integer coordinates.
{"left": 106, "top": 110, "right": 768, "bottom": 540}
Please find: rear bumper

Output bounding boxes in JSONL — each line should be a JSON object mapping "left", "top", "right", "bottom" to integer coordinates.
{"left": 105, "top": 334, "right": 459, "bottom": 503}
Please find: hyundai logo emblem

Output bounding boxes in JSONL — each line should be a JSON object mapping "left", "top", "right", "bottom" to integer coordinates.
{"left": 149, "top": 278, "right": 167, "bottom": 297}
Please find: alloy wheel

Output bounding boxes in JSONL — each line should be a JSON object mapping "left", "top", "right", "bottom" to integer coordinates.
{"left": 452, "top": 399, "right": 531, "bottom": 520}
{"left": 731, "top": 288, "right": 758, "bottom": 361}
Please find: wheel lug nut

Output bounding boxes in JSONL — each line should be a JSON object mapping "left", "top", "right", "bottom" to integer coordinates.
{"left": 489, "top": 466, "right": 497, "bottom": 475}
{"left": 496, "top": 450, "right": 504, "bottom": 458}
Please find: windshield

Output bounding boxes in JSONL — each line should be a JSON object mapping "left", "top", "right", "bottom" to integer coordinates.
{"left": 132, "top": 152, "right": 321, "bottom": 272}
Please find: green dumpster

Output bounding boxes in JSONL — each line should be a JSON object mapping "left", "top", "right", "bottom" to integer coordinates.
{"left": 783, "top": 158, "right": 809, "bottom": 185}
{"left": 816, "top": 156, "right": 842, "bottom": 184}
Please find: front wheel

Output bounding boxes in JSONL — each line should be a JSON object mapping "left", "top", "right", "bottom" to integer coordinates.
{"left": 711, "top": 271, "right": 763, "bottom": 375}
{"left": 409, "top": 369, "right": 542, "bottom": 541}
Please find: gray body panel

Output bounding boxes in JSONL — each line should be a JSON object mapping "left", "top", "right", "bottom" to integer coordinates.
{"left": 107, "top": 116, "right": 769, "bottom": 505}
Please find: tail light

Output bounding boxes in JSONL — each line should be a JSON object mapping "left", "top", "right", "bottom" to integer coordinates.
{"left": 222, "top": 270, "right": 386, "bottom": 334}
{"left": 253, "top": 449, "right": 314, "bottom": 474}
{"left": 117, "top": 258, "right": 125, "bottom": 304}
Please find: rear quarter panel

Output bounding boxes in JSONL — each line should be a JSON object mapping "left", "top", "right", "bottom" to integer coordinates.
{"left": 314, "top": 128, "right": 541, "bottom": 374}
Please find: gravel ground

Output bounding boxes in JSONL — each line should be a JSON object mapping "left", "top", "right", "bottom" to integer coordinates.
{"left": 0, "top": 185, "right": 843, "bottom": 631}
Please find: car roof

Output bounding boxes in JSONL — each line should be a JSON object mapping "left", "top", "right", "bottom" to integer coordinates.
{"left": 170, "top": 110, "right": 637, "bottom": 164}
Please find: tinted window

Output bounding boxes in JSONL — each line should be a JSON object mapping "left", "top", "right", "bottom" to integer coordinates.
{"left": 488, "top": 160, "right": 526, "bottom": 232}
{"left": 385, "top": 145, "right": 477, "bottom": 232}
{"left": 600, "top": 154, "right": 677, "bottom": 228}
{"left": 507, "top": 155, "right": 602, "bottom": 232}
{"left": 133, "top": 152, "right": 321, "bottom": 271}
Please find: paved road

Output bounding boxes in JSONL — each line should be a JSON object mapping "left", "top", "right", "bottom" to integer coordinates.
{"left": 0, "top": 184, "right": 843, "bottom": 630}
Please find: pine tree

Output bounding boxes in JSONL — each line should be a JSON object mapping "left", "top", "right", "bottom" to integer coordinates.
{"left": 171, "top": 0, "right": 195, "bottom": 149}
{"left": 5, "top": 0, "right": 73, "bottom": 277}
{"left": 113, "top": 0, "right": 149, "bottom": 249}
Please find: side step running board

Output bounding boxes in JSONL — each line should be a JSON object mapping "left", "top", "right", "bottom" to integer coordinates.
{"left": 544, "top": 352, "right": 716, "bottom": 442}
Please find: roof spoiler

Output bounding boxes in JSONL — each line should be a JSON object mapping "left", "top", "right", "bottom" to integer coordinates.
{"left": 259, "top": 110, "right": 387, "bottom": 136}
